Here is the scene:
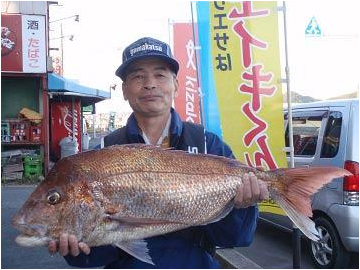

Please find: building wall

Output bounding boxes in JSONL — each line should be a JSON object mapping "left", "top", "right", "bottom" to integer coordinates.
{"left": 1, "top": 1, "right": 50, "bottom": 175}
{"left": 1, "top": 77, "right": 40, "bottom": 118}
{"left": 1, "top": 1, "right": 47, "bottom": 15}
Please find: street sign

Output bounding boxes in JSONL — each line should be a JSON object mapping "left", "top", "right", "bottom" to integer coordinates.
{"left": 83, "top": 104, "right": 95, "bottom": 114}
{"left": 305, "top": 17, "right": 322, "bottom": 37}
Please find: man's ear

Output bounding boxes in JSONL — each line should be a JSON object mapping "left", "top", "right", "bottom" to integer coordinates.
{"left": 173, "top": 77, "right": 179, "bottom": 98}
{"left": 122, "top": 83, "right": 128, "bottom": 101}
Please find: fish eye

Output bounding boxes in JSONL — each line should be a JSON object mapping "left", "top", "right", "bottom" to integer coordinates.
{"left": 47, "top": 190, "right": 61, "bottom": 205}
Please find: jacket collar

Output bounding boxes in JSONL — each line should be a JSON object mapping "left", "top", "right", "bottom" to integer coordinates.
{"left": 126, "top": 108, "right": 184, "bottom": 144}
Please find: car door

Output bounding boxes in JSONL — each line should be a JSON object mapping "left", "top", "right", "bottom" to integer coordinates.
{"left": 285, "top": 105, "right": 348, "bottom": 208}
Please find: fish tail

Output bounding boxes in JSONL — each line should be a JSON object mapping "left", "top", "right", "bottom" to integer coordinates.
{"left": 268, "top": 166, "right": 352, "bottom": 241}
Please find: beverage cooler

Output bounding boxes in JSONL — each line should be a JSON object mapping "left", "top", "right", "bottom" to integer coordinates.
{"left": 50, "top": 100, "right": 82, "bottom": 161}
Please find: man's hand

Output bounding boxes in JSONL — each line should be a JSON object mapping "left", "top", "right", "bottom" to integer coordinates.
{"left": 48, "top": 233, "right": 90, "bottom": 257}
{"left": 234, "top": 172, "right": 269, "bottom": 208}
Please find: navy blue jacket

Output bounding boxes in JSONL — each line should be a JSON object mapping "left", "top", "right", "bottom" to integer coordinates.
{"left": 65, "top": 109, "right": 258, "bottom": 268}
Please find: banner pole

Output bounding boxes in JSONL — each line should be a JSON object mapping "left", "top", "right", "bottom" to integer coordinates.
{"left": 282, "top": 1, "right": 301, "bottom": 268}
{"left": 190, "top": 1, "right": 205, "bottom": 126}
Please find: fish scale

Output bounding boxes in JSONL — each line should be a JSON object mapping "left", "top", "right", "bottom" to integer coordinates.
{"left": 95, "top": 171, "right": 237, "bottom": 224}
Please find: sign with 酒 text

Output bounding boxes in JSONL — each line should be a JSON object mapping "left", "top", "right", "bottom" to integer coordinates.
{"left": 1, "top": 14, "right": 46, "bottom": 73}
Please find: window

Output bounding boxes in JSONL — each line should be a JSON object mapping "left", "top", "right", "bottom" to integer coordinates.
{"left": 285, "top": 113, "right": 323, "bottom": 156}
{"left": 321, "top": 112, "right": 342, "bottom": 158}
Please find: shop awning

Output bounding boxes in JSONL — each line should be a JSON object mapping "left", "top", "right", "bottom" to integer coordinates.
{"left": 48, "top": 73, "right": 111, "bottom": 107}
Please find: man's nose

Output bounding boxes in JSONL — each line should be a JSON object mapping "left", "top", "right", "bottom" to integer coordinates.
{"left": 143, "top": 76, "right": 156, "bottom": 90}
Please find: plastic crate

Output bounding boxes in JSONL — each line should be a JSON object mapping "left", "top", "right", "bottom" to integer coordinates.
{"left": 1, "top": 122, "right": 10, "bottom": 142}
{"left": 2, "top": 163, "right": 24, "bottom": 174}
{"left": 1, "top": 135, "right": 11, "bottom": 143}
{"left": 29, "top": 122, "right": 43, "bottom": 143}
{"left": 23, "top": 155, "right": 43, "bottom": 164}
{"left": 21, "top": 149, "right": 38, "bottom": 156}
{"left": 23, "top": 154, "right": 43, "bottom": 178}
{"left": 1, "top": 121, "right": 10, "bottom": 135}
{"left": 9, "top": 120, "right": 30, "bottom": 142}
{"left": 2, "top": 155, "right": 22, "bottom": 165}
{"left": 24, "top": 161, "right": 42, "bottom": 171}
{"left": 24, "top": 163, "right": 43, "bottom": 178}
{"left": 3, "top": 171, "right": 23, "bottom": 181}
{"left": 24, "top": 161, "right": 43, "bottom": 177}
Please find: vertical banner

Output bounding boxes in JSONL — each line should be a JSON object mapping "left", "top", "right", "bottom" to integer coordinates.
{"left": 197, "top": 1, "right": 287, "bottom": 170}
{"left": 1, "top": 14, "right": 46, "bottom": 73}
{"left": 173, "top": 23, "right": 201, "bottom": 124}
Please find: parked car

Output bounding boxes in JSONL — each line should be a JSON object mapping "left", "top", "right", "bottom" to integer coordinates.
{"left": 259, "top": 99, "right": 359, "bottom": 268}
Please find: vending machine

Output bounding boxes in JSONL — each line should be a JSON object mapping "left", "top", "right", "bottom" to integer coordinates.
{"left": 50, "top": 100, "right": 82, "bottom": 160}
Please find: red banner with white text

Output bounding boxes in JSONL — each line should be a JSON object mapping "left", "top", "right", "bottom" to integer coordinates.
{"left": 173, "top": 23, "right": 201, "bottom": 124}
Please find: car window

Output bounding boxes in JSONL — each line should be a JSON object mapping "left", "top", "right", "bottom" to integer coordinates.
{"left": 321, "top": 111, "right": 342, "bottom": 158}
{"left": 285, "top": 115, "right": 323, "bottom": 156}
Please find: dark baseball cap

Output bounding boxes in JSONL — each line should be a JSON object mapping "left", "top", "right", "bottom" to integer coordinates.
{"left": 115, "top": 37, "right": 179, "bottom": 80}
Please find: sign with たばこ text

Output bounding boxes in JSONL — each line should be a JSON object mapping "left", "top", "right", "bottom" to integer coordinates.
{"left": 1, "top": 14, "right": 46, "bottom": 73}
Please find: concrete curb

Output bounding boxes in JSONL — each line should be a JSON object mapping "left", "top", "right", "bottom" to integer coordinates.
{"left": 1, "top": 184, "right": 37, "bottom": 188}
{"left": 216, "top": 248, "right": 262, "bottom": 269}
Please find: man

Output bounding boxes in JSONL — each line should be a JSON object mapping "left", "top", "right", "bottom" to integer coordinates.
{"left": 49, "top": 37, "right": 268, "bottom": 268}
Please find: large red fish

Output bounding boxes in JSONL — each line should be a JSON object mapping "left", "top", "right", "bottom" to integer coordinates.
{"left": 12, "top": 144, "right": 351, "bottom": 265}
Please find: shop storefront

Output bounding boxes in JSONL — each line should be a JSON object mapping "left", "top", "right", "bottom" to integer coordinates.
{"left": 1, "top": 4, "right": 110, "bottom": 182}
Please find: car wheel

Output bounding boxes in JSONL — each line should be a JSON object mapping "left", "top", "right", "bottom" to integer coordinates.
{"left": 310, "top": 216, "right": 350, "bottom": 268}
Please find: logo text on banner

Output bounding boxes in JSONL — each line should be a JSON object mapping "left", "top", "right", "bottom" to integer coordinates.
{"left": 173, "top": 23, "right": 201, "bottom": 124}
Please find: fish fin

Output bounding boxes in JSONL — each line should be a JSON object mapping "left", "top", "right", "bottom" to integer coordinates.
{"left": 110, "top": 143, "right": 146, "bottom": 149}
{"left": 116, "top": 144, "right": 159, "bottom": 150}
{"left": 135, "top": 144, "right": 176, "bottom": 151}
{"left": 115, "top": 240, "right": 154, "bottom": 265}
{"left": 271, "top": 166, "right": 351, "bottom": 217}
{"left": 113, "top": 144, "right": 177, "bottom": 152}
{"left": 200, "top": 201, "right": 234, "bottom": 225}
{"left": 271, "top": 190, "right": 319, "bottom": 241}
{"left": 270, "top": 166, "right": 352, "bottom": 241}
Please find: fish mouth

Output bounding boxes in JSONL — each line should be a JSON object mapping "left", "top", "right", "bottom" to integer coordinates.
{"left": 15, "top": 234, "right": 51, "bottom": 247}
{"left": 15, "top": 223, "right": 47, "bottom": 236}
{"left": 14, "top": 223, "right": 50, "bottom": 247}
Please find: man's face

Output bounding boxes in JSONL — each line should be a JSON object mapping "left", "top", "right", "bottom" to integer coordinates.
{"left": 122, "top": 57, "right": 179, "bottom": 117}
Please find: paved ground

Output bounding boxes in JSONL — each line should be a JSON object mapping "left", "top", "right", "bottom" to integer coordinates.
{"left": 1, "top": 186, "right": 77, "bottom": 269}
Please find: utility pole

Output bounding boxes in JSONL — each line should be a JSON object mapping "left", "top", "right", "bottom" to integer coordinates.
{"left": 281, "top": 2, "right": 301, "bottom": 268}
{"left": 60, "top": 23, "right": 64, "bottom": 75}
{"left": 49, "top": 14, "right": 79, "bottom": 76}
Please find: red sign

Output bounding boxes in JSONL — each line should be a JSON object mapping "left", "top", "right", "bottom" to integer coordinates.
{"left": 1, "top": 13, "right": 46, "bottom": 73}
{"left": 50, "top": 101, "right": 82, "bottom": 160}
{"left": 1, "top": 14, "right": 23, "bottom": 72}
{"left": 52, "top": 56, "right": 63, "bottom": 75}
{"left": 173, "top": 23, "right": 201, "bottom": 124}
